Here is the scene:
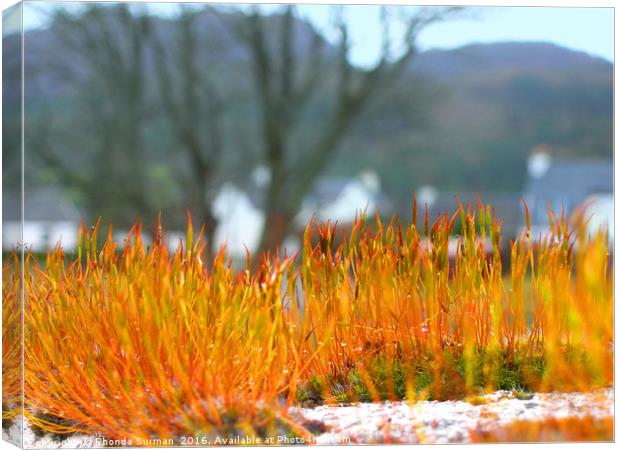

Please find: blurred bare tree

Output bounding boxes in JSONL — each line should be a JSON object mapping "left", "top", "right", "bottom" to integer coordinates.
{"left": 33, "top": 4, "right": 153, "bottom": 224}
{"left": 26, "top": 3, "right": 462, "bottom": 257}
{"left": 150, "top": 6, "right": 226, "bottom": 259}
{"left": 230, "top": 5, "right": 462, "bottom": 254}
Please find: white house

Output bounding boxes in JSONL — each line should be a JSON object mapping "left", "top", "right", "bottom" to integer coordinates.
{"left": 212, "top": 182, "right": 265, "bottom": 257}
{"left": 521, "top": 146, "right": 613, "bottom": 247}
{"left": 2, "top": 189, "right": 82, "bottom": 253}
{"left": 211, "top": 169, "right": 389, "bottom": 260}
{"left": 295, "top": 170, "right": 383, "bottom": 226}
{"left": 581, "top": 193, "right": 614, "bottom": 246}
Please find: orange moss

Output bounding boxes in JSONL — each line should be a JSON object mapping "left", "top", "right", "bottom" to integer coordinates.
{"left": 2, "top": 200, "right": 613, "bottom": 443}
{"left": 2, "top": 253, "right": 22, "bottom": 423}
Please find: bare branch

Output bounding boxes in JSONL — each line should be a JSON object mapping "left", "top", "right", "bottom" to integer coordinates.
{"left": 380, "top": 6, "right": 391, "bottom": 63}
{"left": 280, "top": 6, "right": 295, "bottom": 105}
{"left": 148, "top": 6, "right": 227, "bottom": 229}
{"left": 335, "top": 7, "right": 352, "bottom": 104}
{"left": 293, "top": 28, "right": 327, "bottom": 111}
{"left": 227, "top": 5, "right": 464, "bottom": 252}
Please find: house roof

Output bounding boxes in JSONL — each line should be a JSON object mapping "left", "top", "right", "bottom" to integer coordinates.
{"left": 422, "top": 191, "right": 522, "bottom": 230}
{"left": 246, "top": 175, "right": 391, "bottom": 217}
{"left": 523, "top": 158, "right": 613, "bottom": 224}
{"left": 524, "top": 159, "right": 613, "bottom": 198}
{"left": 2, "top": 188, "right": 82, "bottom": 222}
{"left": 307, "top": 178, "right": 352, "bottom": 206}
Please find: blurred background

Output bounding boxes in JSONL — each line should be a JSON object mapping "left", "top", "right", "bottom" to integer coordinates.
{"left": 2, "top": 2, "right": 613, "bottom": 264}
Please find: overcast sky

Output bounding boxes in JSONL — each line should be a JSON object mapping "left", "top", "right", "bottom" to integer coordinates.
{"left": 14, "top": 2, "right": 615, "bottom": 67}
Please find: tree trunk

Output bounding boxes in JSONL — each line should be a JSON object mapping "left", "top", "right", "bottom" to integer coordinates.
{"left": 258, "top": 209, "right": 293, "bottom": 257}
{"left": 187, "top": 198, "right": 218, "bottom": 265}
{"left": 201, "top": 208, "right": 217, "bottom": 265}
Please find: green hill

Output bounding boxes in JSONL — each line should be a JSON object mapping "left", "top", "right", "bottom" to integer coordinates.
{"left": 331, "top": 42, "right": 612, "bottom": 211}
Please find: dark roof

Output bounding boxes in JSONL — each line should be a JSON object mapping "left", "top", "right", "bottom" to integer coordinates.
{"left": 304, "top": 178, "right": 392, "bottom": 217}
{"left": 423, "top": 192, "right": 522, "bottom": 230}
{"left": 308, "top": 178, "right": 351, "bottom": 206}
{"left": 2, "top": 188, "right": 82, "bottom": 222}
{"left": 524, "top": 159, "right": 612, "bottom": 197}
{"left": 523, "top": 158, "right": 613, "bottom": 224}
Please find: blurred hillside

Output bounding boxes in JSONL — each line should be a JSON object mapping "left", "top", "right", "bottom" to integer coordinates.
{"left": 332, "top": 41, "right": 612, "bottom": 214}
{"left": 3, "top": 7, "right": 612, "bottom": 226}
